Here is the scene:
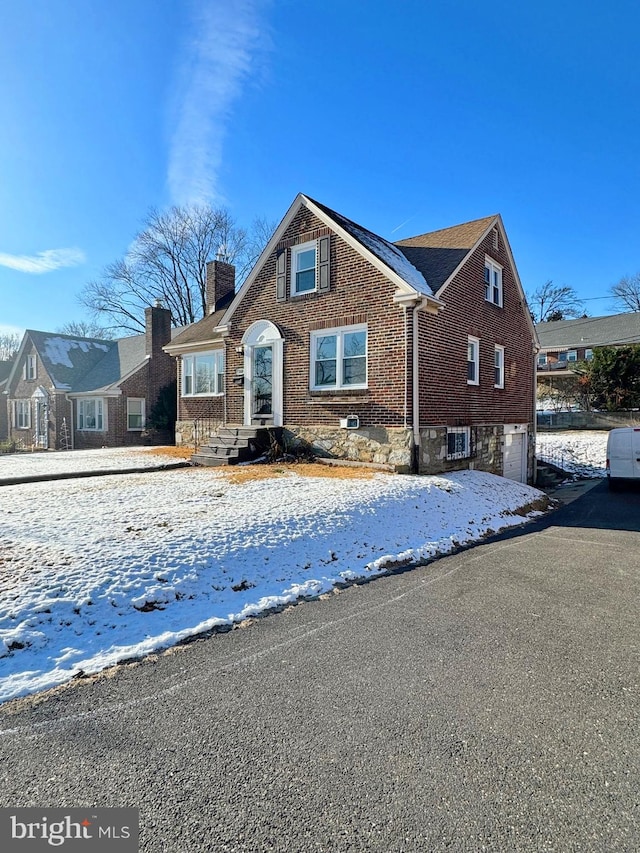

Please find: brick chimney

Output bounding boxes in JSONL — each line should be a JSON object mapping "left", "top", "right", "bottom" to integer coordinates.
{"left": 206, "top": 258, "right": 236, "bottom": 314}
{"left": 145, "top": 301, "right": 172, "bottom": 357}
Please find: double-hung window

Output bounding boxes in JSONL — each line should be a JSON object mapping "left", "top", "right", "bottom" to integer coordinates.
{"left": 484, "top": 257, "right": 503, "bottom": 306}
{"left": 127, "top": 398, "right": 145, "bottom": 430}
{"left": 447, "top": 426, "right": 471, "bottom": 460}
{"left": 494, "top": 345, "right": 505, "bottom": 389}
{"left": 182, "top": 351, "right": 225, "bottom": 396}
{"left": 567, "top": 350, "right": 578, "bottom": 363}
{"left": 311, "top": 325, "right": 367, "bottom": 390}
{"left": 24, "top": 355, "right": 36, "bottom": 380}
{"left": 14, "top": 400, "right": 31, "bottom": 429}
{"left": 78, "top": 398, "right": 105, "bottom": 431}
{"left": 292, "top": 241, "right": 317, "bottom": 295}
{"left": 467, "top": 336, "right": 480, "bottom": 385}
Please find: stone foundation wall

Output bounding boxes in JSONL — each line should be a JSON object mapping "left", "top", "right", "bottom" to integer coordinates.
{"left": 418, "top": 425, "right": 503, "bottom": 476}
{"left": 284, "top": 425, "right": 414, "bottom": 472}
{"left": 175, "top": 418, "right": 224, "bottom": 448}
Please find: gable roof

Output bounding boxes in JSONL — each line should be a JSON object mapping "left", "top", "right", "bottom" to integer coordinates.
{"left": 536, "top": 313, "right": 640, "bottom": 351}
{"left": 8, "top": 326, "right": 181, "bottom": 395}
{"left": 305, "top": 197, "right": 434, "bottom": 297}
{"left": 394, "top": 215, "right": 498, "bottom": 293}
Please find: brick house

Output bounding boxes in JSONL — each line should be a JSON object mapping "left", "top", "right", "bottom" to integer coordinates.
{"left": 4, "top": 305, "right": 176, "bottom": 450}
{"left": 166, "top": 195, "right": 537, "bottom": 482}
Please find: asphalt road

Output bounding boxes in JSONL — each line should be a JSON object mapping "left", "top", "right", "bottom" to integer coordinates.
{"left": 0, "top": 480, "right": 638, "bottom": 852}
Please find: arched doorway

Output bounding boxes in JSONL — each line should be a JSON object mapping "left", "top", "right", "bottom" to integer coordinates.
{"left": 241, "top": 320, "right": 284, "bottom": 427}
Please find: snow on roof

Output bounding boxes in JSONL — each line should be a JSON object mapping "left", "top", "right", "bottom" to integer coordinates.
{"left": 43, "top": 336, "right": 110, "bottom": 368}
{"left": 305, "top": 196, "right": 433, "bottom": 296}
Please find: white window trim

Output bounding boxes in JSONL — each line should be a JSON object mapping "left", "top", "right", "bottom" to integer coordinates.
{"left": 467, "top": 336, "right": 480, "bottom": 386}
{"left": 585, "top": 348, "right": 593, "bottom": 361}
{"left": 494, "top": 345, "right": 505, "bottom": 389}
{"left": 14, "top": 399, "right": 31, "bottom": 429}
{"left": 291, "top": 240, "right": 318, "bottom": 296}
{"left": 537, "top": 352, "right": 548, "bottom": 366}
{"left": 127, "top": 397, "right": 146, "bottom": 431}
{"left": 77, "top": 398, "right": 106, "bottom": 432}
{"left": 567, "top": 350, "right": 578, "bottom": 362}
{"left": 310, "top": 323, "right": 368, "bottom": 391}
{"left": 182, "top": 350, "right": 225, "bottom": 397}
{"left": 484, "top": 256, "right": 503, "bottom": 307}
{"left": 447, "top": 426, "right": 471, "bottom": 461}
{"left": 23, "top": 355, "right": 37, "bottom": 381}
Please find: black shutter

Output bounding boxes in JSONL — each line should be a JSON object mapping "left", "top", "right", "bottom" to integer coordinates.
{"left": 276, "top": 250, "right": 287, "bottom": 301}
{"left": 318, "top": 236, "right": 330, "bottom": 293}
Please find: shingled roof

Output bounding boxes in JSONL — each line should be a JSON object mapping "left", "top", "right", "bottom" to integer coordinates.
{"left": 535, "top": 313, "right": 640, "bottom": 350}
{"left": 394, "top": 215, "right": 498, "bottom": 293}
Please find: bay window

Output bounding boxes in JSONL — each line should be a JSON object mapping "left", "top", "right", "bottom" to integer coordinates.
{"left": 182, "top": 351, "right": 225, "bottom": 396}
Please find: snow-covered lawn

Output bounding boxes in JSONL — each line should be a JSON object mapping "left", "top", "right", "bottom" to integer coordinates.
{"left": 0, "top": 462, "right": 546, "bottom": 704}
{"left": 536, "top": 430, "right": 608, "bottom": 478}
{"left": 0, "top": 446, "right": 184, "bottom": 479}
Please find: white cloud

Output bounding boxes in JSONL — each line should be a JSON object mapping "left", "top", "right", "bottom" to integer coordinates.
{"left": 167, "top": 0, "right": 270, "bottom": 206}
{"left": 0, "top": 248, "right": 86, "bottom": 274}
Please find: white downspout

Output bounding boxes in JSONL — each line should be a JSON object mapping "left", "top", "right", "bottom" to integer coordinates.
{"left": 413, "top": 307, "right": 420, "bottom": 456}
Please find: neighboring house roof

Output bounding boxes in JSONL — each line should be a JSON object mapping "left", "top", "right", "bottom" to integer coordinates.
{"left": 0, "top": 360, "right": 13, "bottom": 386}
{"left": 8, "top": 327, "right": 182, "bottom": 395}
{"left": 536, "top": 313, "right": 640, "bottom": 350}
{"left": 395, "top": 215, "right": 498, "bottom": 293}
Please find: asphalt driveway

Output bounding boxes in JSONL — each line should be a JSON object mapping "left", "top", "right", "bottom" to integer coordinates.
{"left": 0, "top": 480, "right": 638, "bottom": 852}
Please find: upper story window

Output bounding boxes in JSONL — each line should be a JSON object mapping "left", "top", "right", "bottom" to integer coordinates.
{"left": 24, "top": 355, "right": 36, "bottom": 381}
{"left": 182, "top": 351, "right": 224, "bottom": 396}
{"left": 78, "top": 398, "right": 105, "bottom": 431}
{"left": 494, "top": 345, "right": 505, "bottom": 388}
{"left": 311, "top": 324, "right": 367, "bottom": 390}
{"left": 127, "top": 398, "right": 145, "bottom": 431}
{"left": 467, "top": 336, "right": 480, "bottom": 385}
{"left": 537, "top": 353, "right": 548, "bottom": 367}
{"left": 484, "top": 257, "right": 503, "bottom": 307}
{"left": 567, "top": 350, "right": 578, "bottom": 362}
{"left": 292, "top": 241, "right": 317, "bottom": 295}
{"left": 585, "top": 348, "right": 593, "bottom": 361}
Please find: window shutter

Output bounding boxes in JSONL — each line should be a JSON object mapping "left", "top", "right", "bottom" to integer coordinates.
{"left": 318, "top": 236, "right": 330, "bottom": 293}
{"left": 276, "top": 250, "right": 287, "bottom": 301}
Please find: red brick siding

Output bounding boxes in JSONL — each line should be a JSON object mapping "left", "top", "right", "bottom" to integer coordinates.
{"left": 225, "top": 207, "right": 410, "bottom": 428}
{"left": 418, "top": 231, "right": 534, "bottom": 427}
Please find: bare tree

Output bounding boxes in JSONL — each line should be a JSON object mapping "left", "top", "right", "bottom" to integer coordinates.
{"left": 527, "top": 281, "right": 585, "bottom": 323}
{"left": 79, "top": 205, "right": 269, "bottom": 334}
{"left": 0, "top": 332, "right": 21, "bottom": 360}
{"left": 609, "top": 273, "right": 640, "bottom": 313}
{"left": 57, "top": 320, "right": 111, "bottom": 339}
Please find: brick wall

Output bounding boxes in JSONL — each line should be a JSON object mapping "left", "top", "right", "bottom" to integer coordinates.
{"left": 225, "top": 207, "right": 409, "bottom": 430}
{"left": 417, "top": 229, "right": 535, "bottom": 428}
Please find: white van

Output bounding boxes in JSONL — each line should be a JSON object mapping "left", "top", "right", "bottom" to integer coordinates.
{"left": 606, "top": 427, "right": 640, "bottom": 488}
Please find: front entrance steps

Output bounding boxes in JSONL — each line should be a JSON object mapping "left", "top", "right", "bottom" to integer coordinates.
{"left": 191, "top": 425, "right": 279, "bottom": 467}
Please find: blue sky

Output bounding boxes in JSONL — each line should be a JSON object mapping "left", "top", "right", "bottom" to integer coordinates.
{"left": 2, "top": 0, "right": 640, "bottom": 337}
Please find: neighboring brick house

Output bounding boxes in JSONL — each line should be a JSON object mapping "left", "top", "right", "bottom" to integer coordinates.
{"left": 535, "top": 313, "right": 640, "bottom": 410}
{"left": 536, "top": 312, "right": 640, "bottom": 373}
{"left": 0, "top": 361, "right": 12, "bottom": 441}
{"left": 166, "top": 194, "right": 537, "bottom": 482}
{"left": 4, "top": 305, "right": 176, "bottom": 450}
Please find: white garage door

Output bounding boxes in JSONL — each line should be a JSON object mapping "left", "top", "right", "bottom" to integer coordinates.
{"left": 503, "top": 431, "right": 526, "bottom": 482}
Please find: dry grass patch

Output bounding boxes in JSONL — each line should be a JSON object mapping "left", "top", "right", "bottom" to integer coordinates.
{"left": 145, "top": 446, "right": 194, "bottom": 460}
{"left": 219, "top": 462, "right": 383, "bottom": 484}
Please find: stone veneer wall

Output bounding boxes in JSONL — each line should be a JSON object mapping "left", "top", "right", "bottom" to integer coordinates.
{"left": 284, "top": 425, "right": 414, "bottom": 472}
{"left": 175, "top": 418, "right": 224, "bottom": 447}
{"left": 418, "top": 424, "right": 502, "bottom": 476}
